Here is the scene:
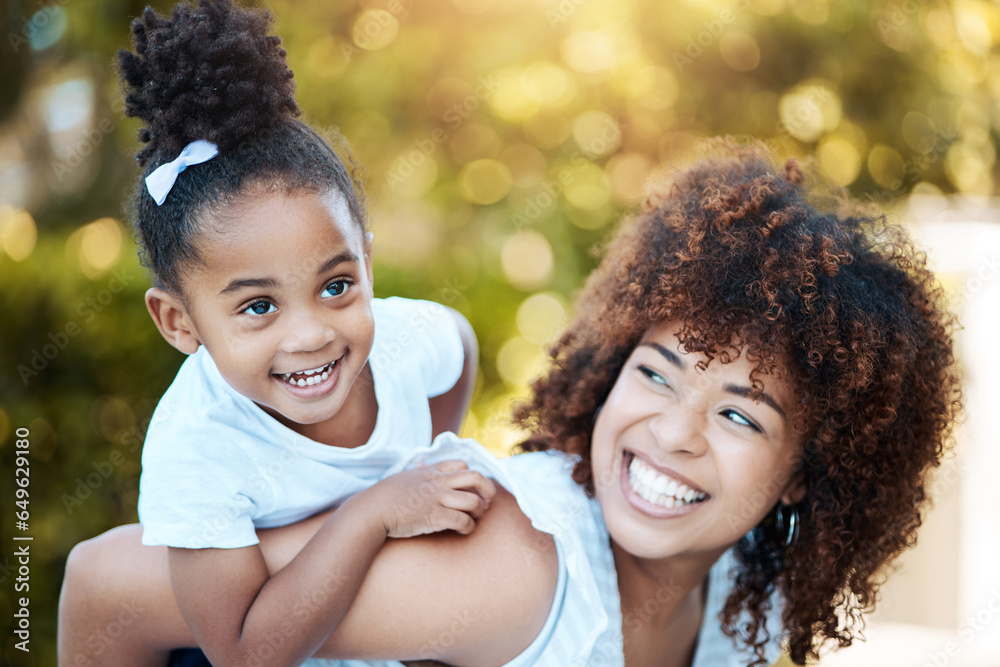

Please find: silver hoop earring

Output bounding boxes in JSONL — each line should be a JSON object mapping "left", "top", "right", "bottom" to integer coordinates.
{"left": 591, "top": 403, "right": 604, "bottom": 427}
{"left": 775, "top": 504, "right": 799, "bottom": 548}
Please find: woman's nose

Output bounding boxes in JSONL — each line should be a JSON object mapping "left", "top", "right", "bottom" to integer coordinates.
{"left": 648, "top": 407, "right": 709, "bottom": 457}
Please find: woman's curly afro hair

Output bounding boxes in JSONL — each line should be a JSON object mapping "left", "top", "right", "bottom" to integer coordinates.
{"left": 118, "top": 0, "right": 366, "bottom": 292}
{"left": 516, "top": 140, "right": 962, "bottom": 665}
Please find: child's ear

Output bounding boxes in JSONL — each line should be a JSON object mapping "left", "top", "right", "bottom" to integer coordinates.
{"left": 145, "top": 288, "right": 201, "bottom": 355}
{"left": 363, "top": 231, "right": 374, "bottom": 286}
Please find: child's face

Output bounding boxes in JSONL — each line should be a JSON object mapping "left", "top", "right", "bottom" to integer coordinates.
{"left": 179, "top": 188, "right": 375, "bottom": 427}
{"left": 590, "top": 320, "right": 804, "bottom": 562}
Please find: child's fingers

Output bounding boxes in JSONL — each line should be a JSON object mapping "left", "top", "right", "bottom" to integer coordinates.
{"left": 443, "top": 470, "right": 497, "bottom": 506}
{"left": 431, "top": 459, "right": 469, "bottom": 473}
{"left": 438, "top": 488, "right": 490, "bottom": 519}
{"left": 435, "top": 508, "right": 477, "bottom": 535}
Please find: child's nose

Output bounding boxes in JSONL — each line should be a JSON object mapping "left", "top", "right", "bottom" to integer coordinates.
{"left": 279, "top": 309, "right": 335, "bottom": 353}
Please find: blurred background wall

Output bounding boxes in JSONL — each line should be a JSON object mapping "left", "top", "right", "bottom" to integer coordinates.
{"left": 1, "top": 0, "right": 998, "bottom": 664}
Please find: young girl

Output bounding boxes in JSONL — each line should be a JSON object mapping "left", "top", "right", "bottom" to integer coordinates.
{"left": 61, "top": 144, "right": 961, "bottom": 666}
{"left": 58, "top": 1, "right": 501, "bottom": 666}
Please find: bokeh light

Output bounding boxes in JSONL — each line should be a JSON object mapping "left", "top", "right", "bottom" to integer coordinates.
{"left": 352, "top": 9, "right": 399, "bottom": 50}
{"left": 0, "top": 207, "right": 38, "bottom": 261}
{"left": 501, "top": 230, "right": 554, "bottom": 290}
{"left": 460, "top": 158, "right": 513, "bottom": 204}
{"left": 4, "top": 1, "right": 1000, "bottom": 658}
{"left": 65, "top": 217, "right": 124, "bottom": 279}
{"left": 516, "top": 292, "right": 569, "bottom": 346}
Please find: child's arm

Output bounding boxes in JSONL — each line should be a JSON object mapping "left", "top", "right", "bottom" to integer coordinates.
{"left": 429, "top": 307, "right": 478, "bottom": 437}
{"left": 57, "top": 480, "right": 555, "bottom": 667}
{"left": 169, "top": 460, "right": 495, "bottom": 667}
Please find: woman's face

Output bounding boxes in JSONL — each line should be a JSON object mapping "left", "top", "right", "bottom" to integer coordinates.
{"left": 591, "top": 320, "right": 805, "bottom": 561}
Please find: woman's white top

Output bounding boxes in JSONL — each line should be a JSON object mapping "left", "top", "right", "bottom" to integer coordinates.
{"left": 326, "top": 433, "right": 784, "bottom": 667}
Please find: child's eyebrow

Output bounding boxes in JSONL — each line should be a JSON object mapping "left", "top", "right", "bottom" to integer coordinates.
{"left": 218, "top": 251, "right": 360, "bottom": 296}
{"left": 219, "top": 277, "right": 277, "bottom": 295}
{"left": 316, "top": 251, "right": 359, "bottom": 276}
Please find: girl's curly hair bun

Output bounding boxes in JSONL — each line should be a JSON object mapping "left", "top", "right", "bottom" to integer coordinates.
{"left": 118, "top": 0, "right": 300, "bottom": 166}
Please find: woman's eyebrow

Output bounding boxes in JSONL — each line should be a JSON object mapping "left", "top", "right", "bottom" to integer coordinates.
{"left": 641, "top": 342, "right": 684, "bottom": 368}
{"left": 724, "top": 384, "right": 787, "bottom": 421}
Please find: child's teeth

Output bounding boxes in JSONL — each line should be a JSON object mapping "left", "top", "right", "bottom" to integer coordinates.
{"left": 281, "top": 362, "right": 334, "bottom": 386}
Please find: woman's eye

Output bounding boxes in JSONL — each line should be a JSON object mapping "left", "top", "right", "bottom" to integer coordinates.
{"left": 722, "top": 409, "right": 761, "bottom": 432}
{"left": 639, "top": 366, "right": 669, "bottom": 387}
{"left": 242, "top": 300, "right": 276, "bottom": 316}
{"left": 321, "top": 279, "right": 351, "bottom": 298}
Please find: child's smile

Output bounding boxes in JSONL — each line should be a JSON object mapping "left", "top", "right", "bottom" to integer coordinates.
{"left": 158, "top": 187, "right": 377, "bottom": 438}
{"left": 272, "top": 355, "right": 342, "bottom": 398}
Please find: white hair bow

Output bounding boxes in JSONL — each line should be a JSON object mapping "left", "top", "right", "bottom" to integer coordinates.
{"left": 145, "top": 140, "right": 219, "bottom": 206}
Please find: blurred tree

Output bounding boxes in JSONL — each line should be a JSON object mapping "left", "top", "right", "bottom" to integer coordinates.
{"left": 1, "top": 0, "right": 997, "bottom": 662}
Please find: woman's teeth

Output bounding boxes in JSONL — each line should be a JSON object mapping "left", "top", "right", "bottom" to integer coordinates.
{"left": 278, "top": 362, "right": 333, "bottom": 387}
{"left": 628, "top": 456, "right": 707, "bottom": 509}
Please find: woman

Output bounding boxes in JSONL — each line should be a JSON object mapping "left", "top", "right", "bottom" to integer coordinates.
{"left": 58, "top": 143, "right": 960, "bottom": 666}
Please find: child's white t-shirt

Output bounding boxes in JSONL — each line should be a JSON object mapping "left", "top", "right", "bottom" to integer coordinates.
{"left": 137, "top": 297, "right": 464, "bottom": 549}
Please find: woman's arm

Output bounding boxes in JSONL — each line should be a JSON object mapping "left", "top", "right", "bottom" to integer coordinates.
{"left": 263, "top": 483, "right": 557, "bottom": 665}
{"left": 168, "top": 462, "right": 496, "bottom": 667}
{"left": 58, "top": 480, "right": 556, "bottom": 667}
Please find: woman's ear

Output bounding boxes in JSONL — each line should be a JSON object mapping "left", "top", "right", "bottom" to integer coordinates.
{"left": 780, "top": 470, "right": 807, "bottom": 506}
{"left": 145, "top": 288, "right": 201, "bottom": 355}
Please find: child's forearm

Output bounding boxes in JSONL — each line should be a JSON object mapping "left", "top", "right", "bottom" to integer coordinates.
{"left": 171, "top": 490, "right": 388, "bottom": 667}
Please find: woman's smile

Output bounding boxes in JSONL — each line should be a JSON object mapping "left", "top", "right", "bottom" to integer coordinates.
{"left": 622, "top": 451, "right": 709, "bottom": 518}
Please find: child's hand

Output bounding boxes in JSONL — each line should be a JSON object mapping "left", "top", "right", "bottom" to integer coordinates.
{"left": 364, "top": 460, "right": 497, "bottom": 539}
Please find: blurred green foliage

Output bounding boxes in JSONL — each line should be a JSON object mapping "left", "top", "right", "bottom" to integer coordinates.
{"left": 1, "top": 0, "right": 998, "bottom": 662}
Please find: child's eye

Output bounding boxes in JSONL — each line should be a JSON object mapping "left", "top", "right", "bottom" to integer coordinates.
{"left": 242, "top": 300, "right": 276, "bottom": 316}
{"left": 321, "top": 279, "right": 352, "bottom": 298}
{"left": 721, "top": 409, "right": 761, "bottom": 433}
